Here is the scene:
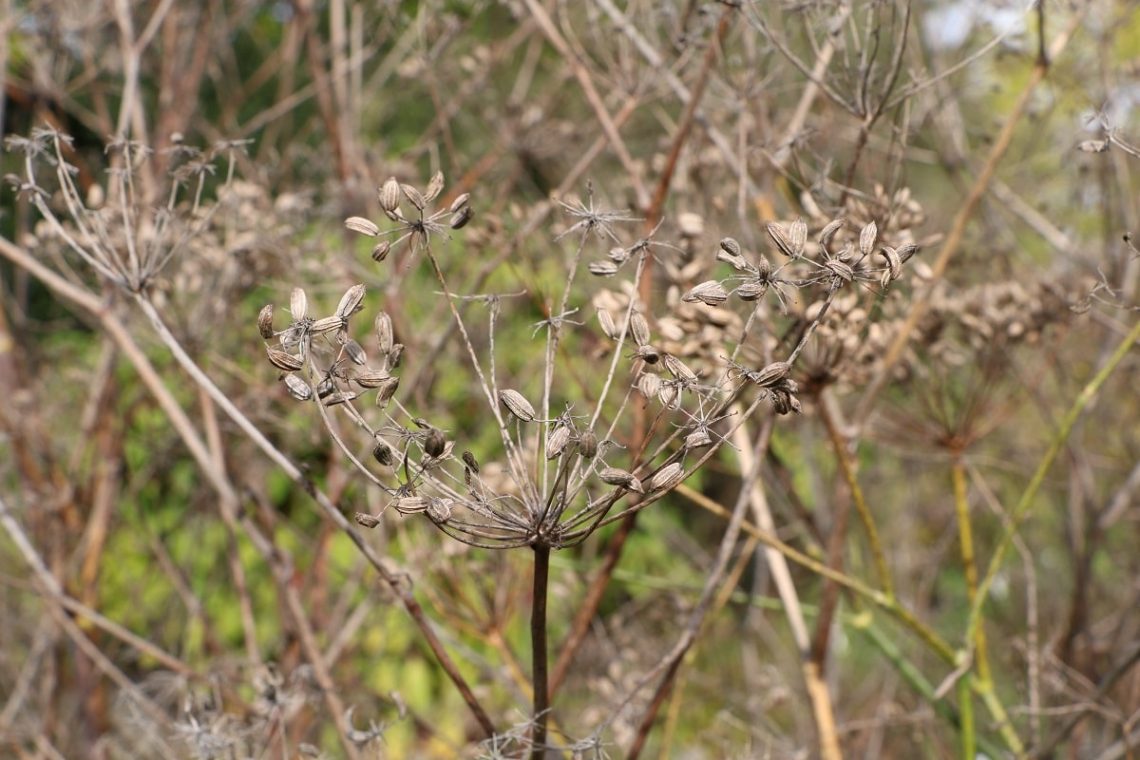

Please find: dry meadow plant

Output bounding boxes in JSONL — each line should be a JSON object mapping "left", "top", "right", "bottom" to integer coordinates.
{"left": 4, "top": 1, "right": 1140, "bottom": 759}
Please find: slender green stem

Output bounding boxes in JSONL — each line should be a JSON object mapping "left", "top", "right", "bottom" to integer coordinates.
{"left": 821, "top": 399, "right": 894, "bottom": 599}
{"left": 967, "top": 319, "right": 1140, "bottom": 647}
{"left": 951, "top": 456, "right": 980, "bottom": 759}
{"left": 853, "top": 614, "right": 1004, "bottom": 759}
{"left": 951, "top": 458, "right": 986, "bottom": 675}
{"left": 957, "top": 678, "right": 975, "bottom": 760}
{"left": 675, "top": 483, "right": 957, "bottom": 664}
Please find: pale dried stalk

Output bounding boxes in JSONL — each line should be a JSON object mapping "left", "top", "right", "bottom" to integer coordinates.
{"left": 731, "top": 415, "right": 840, "bottom": 760}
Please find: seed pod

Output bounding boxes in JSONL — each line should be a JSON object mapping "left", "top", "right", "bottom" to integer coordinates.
{"left": 462, "top": 450, "right": 480, "bottom": 474}
{"left": 317, "top": 377, "right": 336, "bottom": 398}
{"left": 334, "top": 284, "right": 366, "bottom": 319}
{"left": 824, "top": 259, "right": 855, "bottom": 282}
{"left": 859, "top": 220, "right": 878, "bottom": 257}
{"left": 630, "top": 312, "right": 650, "bottom": 346}
{"left": 767, "top": 223, "right": 796, "bottom": 258}
{"left": 387, "top": 343, "right": 404, "bottom": 369}
{"left": 597, "top": 310, "right": 618, "bottom": 339}
{"left": 344, "top": 216, "right": 380, "bottom": 237}
{"left": 355, "top": 512, "right": 381, "bottom": 528}
{"left": 633, "top": 344, "right": 660, "bottom": 364}
{"left": 400, "top": 183, "right": 425, "bottom": 211}
{"left": 608, "top": 246, "right": 630, "bottom": 264}
{"left": 648, "top": 462, "right": 684, "bottom": 491}
{"left": 546, "top": 425, "right": 572, "bottom": 459}
{"left": 896, "top": 243, "right": 918, "bottom": 263}
{"left": 734, "top": 281, "right": 768, "bottom": 301}
{"left": 499, "top": 389, "right": 536, "bottom": 422}
{"left": 752, "top": 361, "right": 791, "bottom": 387}
{"left": 322, "top": 391, "right": 358, "bottom": 406}
{"left": 449, "top": 206, "right": 473, "bottom": 229}
{"left": 353, "top": 369, "right": 391, "bottom": 389}
{"left": 257, "top": 304, "right": 275, "bottom": 339}
{"left": 423, "top": 170, "right": 445, "bottom": 202}
{"left": 374, "top": 375, "right": 399, "bottom": 407}
{"left": 290, "top": 287, "right": 307, "bottom": 322}
{"left": 637, "top": 372, "right": 662, "bottom": 399}
{"left": 818, "top": 218, "right": 846, "bottom": 244}
{"left": 682, "top": 280, "right": 728, "bottom": 306}
{"left": 372, "top": 441, "right": 394, "bottom": 466}
{"left": 577, "top": 430, "right": 598, "bottom": 459}
{"left": 599, "top": 467, "right": 643, "bottom": 493}
{"left": 658, "top": 384, "right": 680, "bottom": 410}
{"left": 719, "top": 237, "right": 742, "bottom": 257}
{"left": 426, "top": 498, "right": 452, "bottom": 523}
{"left": 716, "top": 249, "right": 750, "bottom": 272}
{"left": 267, "top": 346, "right": 304, "bottom": 372}
{"left": 685, "top": 428, "right": 712, "bottom": 449}
{"left": 449, "top": 192, "right": 470, "bottom": 214}
{"left": 371, "top": 241, "right": 391, "bottom": 262}
{"left": 343, "top": 339, "right": 367, "bottom": 366}
{"left": 757, "top": 255, "right": 772, "bottom": 279}
{"left": 283, "top": 373, "right": 312, "bottom": 401}
{"left": 662, "top": 354, "right": 697, "bottom": 383}
{"left": 394, "top": 496, "right": 427, "bottom": 515}
{"left": 374, "top": 312, "right": 394, "bottom": 354}
{"left": 789, "top": 218, "right": 808, "bottom": 256}
{"left": 879, "top": 246, "right": 901, "bottom": 282}
{"left": 423, "top": 428, "right": 446, "bottom": 458}
{"left": 379, "top": 178, "right": 401, "bottom": 213}
{"left": 588, "top": 260, "right": 619, "bottom": 277}
{"left": 310, "top": 316, "right": 344, "bottom": 335}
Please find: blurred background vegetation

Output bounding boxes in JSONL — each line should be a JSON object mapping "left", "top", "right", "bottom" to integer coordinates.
{"left": 2, "top": 0, "right": 1139, "bottom": 758}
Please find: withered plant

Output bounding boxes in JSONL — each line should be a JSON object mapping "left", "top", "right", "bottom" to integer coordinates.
{"left": 3, "top": 1, "right": 1140, "bottom": 758}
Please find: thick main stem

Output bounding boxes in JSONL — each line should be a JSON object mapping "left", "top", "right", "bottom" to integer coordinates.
{"left": 531, "top": 544, "right": 551, "bottom": 759}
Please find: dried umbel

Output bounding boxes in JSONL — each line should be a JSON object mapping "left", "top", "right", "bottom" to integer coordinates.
{"left": 264, "top": 172, "right": 927, "bottom": 560}
{"left": 346, "top": 171, "right": 472, "bottom": 258}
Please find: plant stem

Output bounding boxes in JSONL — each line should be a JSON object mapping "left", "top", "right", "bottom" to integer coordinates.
{"left": 967, "top": 317, "right": 1140, "bottom": 648}
{"left": 531, "top": 544, "right": 551, "bottom": 759}
{"left": 820, "top": 397, "right": 894, "bottom": 599}
{"left": 950, "top": 456, "right": 979, "bottom": 760}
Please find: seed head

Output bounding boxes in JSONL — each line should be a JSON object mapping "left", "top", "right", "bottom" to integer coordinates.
{"left": 546, "top": 425, "right": 572, "bottom": 459}
{"left": 372, "top": 441, "right": 394, "bottom": 466}
{"left": 449, "top": 206, "right": 473, "bottom": 229}
{"left": 345, "top": 216, "right": 380, "bottom": 237}
{"left": 371, "top": 241, "right": 391, "bottom": 262}
{"left": 283, "top": 373, "right": 312, "bottom": 401}
{"left": 267, "top": 346, "right": 304, "bottom": 372}
{"left": 499, "top": 389, "right": 536, "bottom": 422}
{"left": 859, "top": 220, "right": 878, "bottom": 257}
{"left": 682, "top": 280, "right": 728, "bottom": 306}
{"left": 423, "top": 428, "right": 446, "bottom": 458}
{"left": 378, "top": 178, "right": 401, "bottom": 214}
{"left": 257, "top": 304, "right": 275, "bottom": 339}
{"left": 423, "top": 170, "right": 445, "bottom": 203}
{"left": 577, "top": 430, "right": 598, "bottom": 459}
{"left": 648, "top": 462, "right": 684, "bottom": 491}
{"left": 599, "top": 467, "right": 643, "bottom": 493}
